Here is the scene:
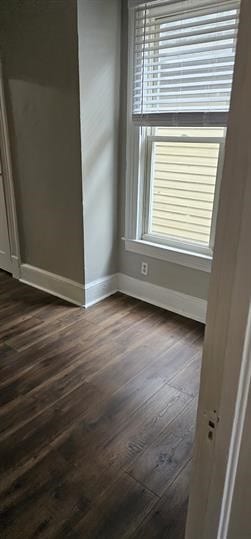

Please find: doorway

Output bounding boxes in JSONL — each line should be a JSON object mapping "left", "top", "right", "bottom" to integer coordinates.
{"left": 0, "top": 60, "right": 20, "bottom": 278}
{"left": 0, "top": 160, "right": 12, "bottom": 272}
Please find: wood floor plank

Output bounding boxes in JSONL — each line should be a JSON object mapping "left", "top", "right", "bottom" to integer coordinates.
{"left": 0, "top": 270, "right": 203, "bottom": 538}
{"left": 0, "top": 449, "right": 91, "bottom": 539}
{"left": 131, "top": 460, "right": 193, "bottom": 539}
{"left": 50, "top": 386, "right": 191, "bottom": 500}
{"left": 5, "top": 308, "right": 91, "bottom": 352}
{"left": 0, "top": 382, "right": 104, "bottom": 487}
{"left": 72, "top": 473, "right": 157, "bottom": 539}
{"left": 86, "top": 318, "right": 200, "bottom": 393}
{"left": 126, "top": 398, "right": 198, "bottom": 497}
{"left": 168, "top": 352, "right": 202, "bottom": 398}
{"left": 0, "top": 315, "right": 42, "bottom": 344}
{"left": 0, "top": 324, "right": 182, "bottom": 438}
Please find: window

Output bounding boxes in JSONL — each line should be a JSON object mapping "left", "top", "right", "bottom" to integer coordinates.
{"left": 126, "top": 0, "right": 239, "bottom": 267}
{"left": 143, "top": 126, "right": 225, "bottom": 254}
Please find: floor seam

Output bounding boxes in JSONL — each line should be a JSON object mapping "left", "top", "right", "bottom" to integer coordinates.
{"left": 124, "top": 470, "right": 161, "bottom": 499}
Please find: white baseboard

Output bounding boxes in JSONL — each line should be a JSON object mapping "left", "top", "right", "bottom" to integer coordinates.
{"left": 84, "top": 274, "right": 118, "bottom": 308}
{"left": 20, "top": 264, "right": 84, "bottom": 306}
{"left": 18, "top": 265, "right": 207, "bottom": 322}
{"left": 117, "top": 273, "right": 207, "bottom": 323}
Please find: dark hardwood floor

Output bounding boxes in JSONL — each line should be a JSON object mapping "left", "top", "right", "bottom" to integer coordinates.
{"left": 0, "top": 270, "right": 204, "bottom": 538}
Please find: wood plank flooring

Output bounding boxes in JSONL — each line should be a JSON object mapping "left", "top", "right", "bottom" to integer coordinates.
{"left": 0, "top": 270, "right": 204, "bottom": 538}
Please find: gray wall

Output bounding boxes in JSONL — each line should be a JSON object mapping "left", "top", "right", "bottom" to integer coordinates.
{"left": 0, "top": 0, "right": 210, "bottom": 299}
{"left": 0, "top": 0, "right": 84, "bottom": 283}
{"left": 77, "top": 0, "right": 121, "bottom": 284}
{"left": 118, "top": 0, "right": 210, "bottom": 301}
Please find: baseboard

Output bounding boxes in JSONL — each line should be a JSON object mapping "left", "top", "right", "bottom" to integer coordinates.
{"left": 20, "top": 264, "right": 84, "bottom": 306}
{"left": 18, "top": 265, "right": 207, "bottom": 322}
{"left": 84, "top": 274, "right": 118, "bottom": 307}
{"left": 117, "top": 273, "right": 207, "bottom": 323}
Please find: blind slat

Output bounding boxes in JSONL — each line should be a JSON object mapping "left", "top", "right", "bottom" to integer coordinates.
{"left": 135, "top": 43, "right": 236, "bottom": 62}
{"left": 135, "top": 25, "right": 237, "bottom": 49}
{"left": 133, "top": 81, "right": 233, "bottom": 96}
{"left": 134, "top": 58, "right": 235, "bottom": 75}
{"left": 134, "top": 71, "right": 233, "bottom": 84}
{"left": 132, "top": 112, "right": 228, "bottom": 126}
{"left": 132, "top": 1, "right": 239, "bottom": 122}
{"left": 135, "top": 13, "right": 236, "bottom": 37}
{"left": 135, "top": 30, "right": 237, "bottom": 52}
{"left": 135, "top": 0, "right": 237, "bottom": 21}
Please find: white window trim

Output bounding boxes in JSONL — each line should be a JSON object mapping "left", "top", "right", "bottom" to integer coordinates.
{"left": 124, "top": 5, "right": 225, "bottom": 273}
{"left": 124, "top": 237, "right": 212, "bottom": 272}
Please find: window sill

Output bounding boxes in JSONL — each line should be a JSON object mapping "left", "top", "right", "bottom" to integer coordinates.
{"left": 124, "top": 238, "right": 212, "bottom": 273}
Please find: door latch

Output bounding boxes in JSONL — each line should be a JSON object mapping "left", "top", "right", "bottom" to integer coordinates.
{"left": 207, "top": 410, "right": 219, "bottom": 441}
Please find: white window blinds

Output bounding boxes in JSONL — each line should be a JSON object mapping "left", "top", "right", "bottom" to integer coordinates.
{"left": 131, "top": 0, "right": 240, "bottom": 125}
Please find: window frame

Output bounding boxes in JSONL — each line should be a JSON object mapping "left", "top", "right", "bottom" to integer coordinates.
{"left": 142, "top": 129, "right": 226, "bottom": 257}
{"left": 124, "top": 5, "right": 227, "bottom": 273}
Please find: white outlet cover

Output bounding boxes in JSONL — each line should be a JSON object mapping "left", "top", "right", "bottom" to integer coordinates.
{"left": 141, "top": 262, "right": 148, "bottom": 276}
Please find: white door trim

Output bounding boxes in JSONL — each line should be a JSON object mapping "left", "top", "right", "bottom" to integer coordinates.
{"left": 185, "top": 2, "right": 251, "bottom": 538}
{"left": 217, "top": 304, "right": 251, "bottom": 539}
{"left": 0, "top": 58, "right": 20, "bottom": 277}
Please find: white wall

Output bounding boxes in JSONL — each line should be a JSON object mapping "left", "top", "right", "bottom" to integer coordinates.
{"left": 77, "top": 0, "right": 121, "bottom": 285}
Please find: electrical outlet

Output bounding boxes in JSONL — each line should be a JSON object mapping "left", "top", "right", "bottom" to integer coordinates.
{"left": 141, "top": 262, "right": 148, "bottom": 276}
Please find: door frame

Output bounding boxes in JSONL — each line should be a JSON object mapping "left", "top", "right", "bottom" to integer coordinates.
{"left": 185, "top": 1, "right": 251, "bottom": 537}
{"left": 0, "top": 58, "right": 20, "bottom": 278}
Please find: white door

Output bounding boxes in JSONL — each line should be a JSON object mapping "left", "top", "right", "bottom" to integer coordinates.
{"left": 0, "top": 156, "right": 12, "bottom": 273}
{"left": 185, "top": 1, "right": 251, "bottom": 538}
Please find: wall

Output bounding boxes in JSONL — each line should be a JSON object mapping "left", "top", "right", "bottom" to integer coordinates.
{"left": 0, "top": 0, "right": 209, "bottom": 306}
{"left": 0, "top": 0, "right": 84, "bottom": 283}
{"left": 77, "top": 0, "right": 121, "bottom": 285}
{"left": 118, "top": 0, "right": 210, "bottom": 301}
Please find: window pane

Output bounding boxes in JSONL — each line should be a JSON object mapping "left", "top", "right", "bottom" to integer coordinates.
{"left": 155, "top": 127, "right": 225, "bottom": 138}
{"left": 150, "top": 135, "right": 221, "bottom": 246}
